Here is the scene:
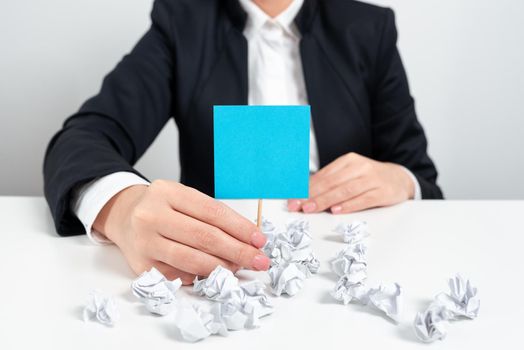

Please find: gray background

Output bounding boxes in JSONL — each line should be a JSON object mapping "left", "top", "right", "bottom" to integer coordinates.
{"left": 1, "top": 0, "right": 523, "bottom": 198}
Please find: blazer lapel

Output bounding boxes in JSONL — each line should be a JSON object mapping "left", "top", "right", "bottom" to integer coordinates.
{"left": 297, "top": 0, "right": 373, "bottom": 168}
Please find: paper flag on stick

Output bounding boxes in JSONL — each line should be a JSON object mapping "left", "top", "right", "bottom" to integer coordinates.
{"left": 214, "top": 105, "right": 310, "bottom": 199}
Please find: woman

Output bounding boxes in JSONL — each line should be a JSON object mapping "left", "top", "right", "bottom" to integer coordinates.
{"left": 44, "top": 0, "right": 443, "bottom": 284}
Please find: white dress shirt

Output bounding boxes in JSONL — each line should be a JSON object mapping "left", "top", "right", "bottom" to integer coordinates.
{"left": 72, "top": 0, "right": 420, "bottom": 244}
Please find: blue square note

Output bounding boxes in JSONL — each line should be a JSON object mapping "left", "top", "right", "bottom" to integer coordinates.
{"left": 214, "top": 105, "right": 310, "bottom": 199}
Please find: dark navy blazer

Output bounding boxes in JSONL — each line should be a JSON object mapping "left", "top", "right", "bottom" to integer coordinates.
{"left": 44, "top": 0, "right": 443, "bottom": 236}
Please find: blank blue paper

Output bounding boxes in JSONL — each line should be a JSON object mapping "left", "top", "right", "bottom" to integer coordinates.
{"left": 214, "top": 105, "right": 310, "bottom": 199}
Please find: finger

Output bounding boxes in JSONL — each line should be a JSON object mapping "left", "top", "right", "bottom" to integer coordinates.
{"left": 302, "top": 177, "right": 377, "bottom": 213}
{"left": 153, "top": 236, "right": 269, "bottom": 277}
{"left": 156, "top": 181, "right": 265, "bottom": 248}
{"left": 152, "top": 261, "right": 196, "bottom": 285}
{"left": 154, "top": 208, "right": 270, "bottom": 270}
{"left": 287, "top": 199, "right": 303, "bottom": 212}
{"left": 288, "top": 159, "right": 363, "bottom": 212}
{"left": 289, "top": 162, "right": 356, "bottom": 213}
{"left": 331, "top": 189, "right": 383, "bottom": 214}
{"left": 309, "top": 162, "right": 368, "bottom": 198}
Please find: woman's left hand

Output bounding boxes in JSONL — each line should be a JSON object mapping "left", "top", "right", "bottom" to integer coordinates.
{"left": 287, "top": 152, "right": 415, "bottom": 214}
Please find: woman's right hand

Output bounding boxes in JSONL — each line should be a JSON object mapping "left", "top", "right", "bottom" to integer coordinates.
{"left": 93, "top": 180, "right": 270, "bottom": 285}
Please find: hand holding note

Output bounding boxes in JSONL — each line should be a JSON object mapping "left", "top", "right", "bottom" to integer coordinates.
{"left": 93, "top": 180, "right": 270, "bottom": 283}
{"left": 93, "top": 105, "right": 311, "bottom": 283}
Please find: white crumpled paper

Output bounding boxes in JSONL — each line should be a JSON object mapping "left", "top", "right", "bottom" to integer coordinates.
{"left": 174, "top": 301, "right": 228, "bottom": 342}
{"left": 331, "top": 277, "right": 370, "bottom": 305}
{"left": 193, "top": 266, "right": 239, "bottom": 301}
{"left": 330, "top": 243, "right": 368, "bottom": 278}
{"left": 269, "top": 262, "right": 306, "bottom": 297}
{"left": 206, "top": 279, "right": 274, "bottom": 331}
{"left": 262, "top": 219, "right": 319, "bottom": 296}
{"left": 174, "top": 266, "right": 274, "bottom": 341}
{"left": 329, "top": 223, "right": 403, "bottom": 323}
{"left": 237, "top": 280, "right": 274, "bottom": 327}
{"left": 368, "top": 283, "right": 403, "bottom": 322}
{"left": 333, "top": 221, "right": 369, "bottom": 244}
{"left": 193, "top": 267, "right": 273, "bottom": 324}
{"left": 413, "top": 274, "right": 480, "bottom": 343}
{"left": 413, "top": 302, "right": 449, "bottom": 343}
{"left": 435, "top": 274, "right": 480, "bottom": 320}
{"left": 260, "top": 218, "right": 277, "bottom": 242}
{"left": 131, "top": 267, "right": 182, "bottom": 316}
{"left": 83, "top": 290, "right": 119, "bottom": 326}
{"left": 331, "top": 277, "right": 403, "bottom": 322}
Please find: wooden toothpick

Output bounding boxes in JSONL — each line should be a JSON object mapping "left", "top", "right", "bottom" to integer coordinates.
{"left": 257, "top": 199, "right": 263, "bottom": 228}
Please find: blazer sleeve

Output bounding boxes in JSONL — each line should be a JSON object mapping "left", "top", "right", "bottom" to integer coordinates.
{"left": 370, "top": 8, "right": 443, "bottom": 199}
{"left": 43, "top": 0, "right": 175, "bottom": 236}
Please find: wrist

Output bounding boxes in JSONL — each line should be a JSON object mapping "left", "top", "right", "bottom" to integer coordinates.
{"left": 93, "top": 185, "right": 148, "bottom": 244}
{"left": 400, "top": 167, "right": 415, "bottom": 199}
{"left": 387, "top": 163, "right": 415, "bottom": 200}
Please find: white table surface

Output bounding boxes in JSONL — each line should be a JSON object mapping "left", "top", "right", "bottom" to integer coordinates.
{"left": 0, "top": 196, "right": 522, "bottom": 349}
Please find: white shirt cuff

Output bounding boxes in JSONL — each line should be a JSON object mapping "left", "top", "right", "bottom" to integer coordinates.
{"left": 71, "top": 172, "right": 150, "bottom": 244}
{"left": 400, "top": 166, "right": 422, "bottom": 200}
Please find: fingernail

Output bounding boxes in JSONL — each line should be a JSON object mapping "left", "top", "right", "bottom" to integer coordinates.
{"left": 288, "top": 199, "right": 301, "bottom": 212}
{"left": 331, "top": 205, "right": 342, "bottom": 214}
{"left": 251, "top": 231, "right": 267, "bottom": 248}
{"left": 252, "top": 254, "right": 270, "bottom": 271}
{"left": 302, "top": 202, "right": 317, "bottom": 213}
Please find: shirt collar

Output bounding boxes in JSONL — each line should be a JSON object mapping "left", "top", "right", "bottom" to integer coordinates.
{"left": 238, "top": 0, "right": 304, "bottom": 36}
